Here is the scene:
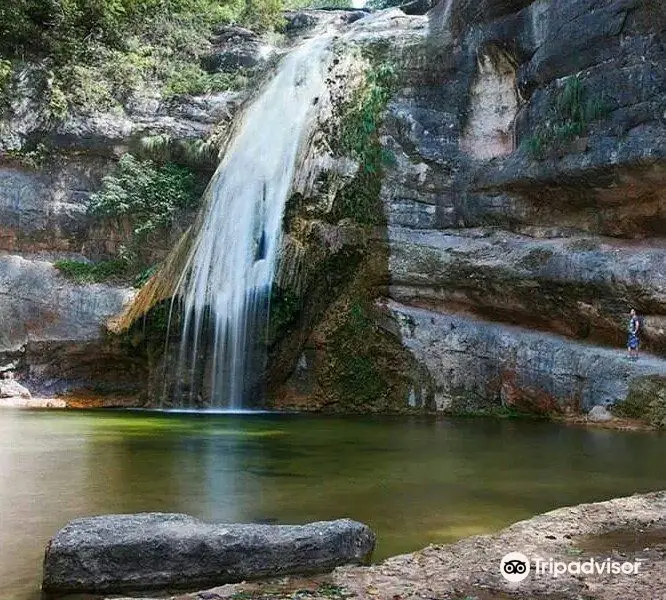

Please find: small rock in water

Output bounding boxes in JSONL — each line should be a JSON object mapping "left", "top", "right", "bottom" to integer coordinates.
{"left": 588, "top": 405, "right": 614, "bottom": 422}
{"left": 0, "top": 378, "right": 31, "bottom": 399}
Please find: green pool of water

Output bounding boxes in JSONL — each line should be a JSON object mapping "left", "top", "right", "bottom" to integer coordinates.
{"left": 1, "top": 409, "right": 665, "bottom": 599}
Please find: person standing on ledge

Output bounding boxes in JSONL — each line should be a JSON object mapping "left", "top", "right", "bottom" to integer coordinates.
{"left": 627, "top": 308, "right": 641, "bottom": 360}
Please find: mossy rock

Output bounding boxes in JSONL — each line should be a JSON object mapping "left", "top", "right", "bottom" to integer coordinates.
{"left": 613, "top": 376, "right": 666, "bottom": 429}
{"left": 518, "top": 247, "right": 554, "bottom": 270}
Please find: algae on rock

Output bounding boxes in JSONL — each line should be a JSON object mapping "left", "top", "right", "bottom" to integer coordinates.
{"left": 614, "top": 376, "right": 666, "bottom": 429}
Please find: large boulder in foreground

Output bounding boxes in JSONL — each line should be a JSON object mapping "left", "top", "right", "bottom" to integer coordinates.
{"left": 42, "top": 514, "right": 375, "bottom": 595}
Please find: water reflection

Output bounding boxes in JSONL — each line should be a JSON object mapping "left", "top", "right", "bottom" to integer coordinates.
{"left": 0, "top": 411, "right": 665, "bottom": 600}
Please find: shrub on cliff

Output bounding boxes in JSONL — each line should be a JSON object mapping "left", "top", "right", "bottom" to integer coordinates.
{"left": 0, "top": 0, "right": 283, "bottom": 58}
{"left": 339, "top": 62, "right": 395, "bottom": 173}
{"left": 54, "top": 153, "right": 202, "bottom": 285}
{"left": 0, "top": 59, "right": 12, "bottom": 109}
{"left": 54, "top": 258, "right": 130, "bottom": 284}
{"left": 89, "top": 153, "right": 201, "bottom": 239}
{"left": 524, "top": 75, "right": 611, "bottom": 160}
{"left": 366, "top": 0, "right": 403, "bottom": 7}
{"left": 287, "top": 0, "right": 354, "bottom": 7}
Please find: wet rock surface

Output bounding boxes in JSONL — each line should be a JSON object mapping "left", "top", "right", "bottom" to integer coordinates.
{"left": 43, "top": 515, "right": 375, "bottom": 595}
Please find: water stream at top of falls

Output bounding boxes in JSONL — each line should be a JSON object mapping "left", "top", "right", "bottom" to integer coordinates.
{"left": 173, "top": 32, "right": 334, "bottom": 408}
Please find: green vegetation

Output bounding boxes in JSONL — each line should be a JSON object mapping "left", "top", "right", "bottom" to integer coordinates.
{"left": 118, "top": 300, "right": 181, "bottom": 366}
{"left": 339, "top": 62, "right": 396, "bottom": 174}
{"left": 0, "top": 0, "right": 364, "bottom": 115}
{"left": 89, "top": 153, "right": 201, "bottom": 239}
{"left": 366, "top": 0, "right": 403, "bottom": 7}
{"left": 613, "top": 376, "right": 666, "bottom": 429}
{"left": 328, "top": 300, "right": 387, "bottom": 405}
{"left": 524, "top": 76, "right": 611, "bottom": 160}
{"left": 3, "top": 143, "right": 50, "bottom": 169}
{"left": 302, "top": 61, "right": 422, "bottom": 412}
{"left": 0, "top": 58, "right": 12, "bottom": 108}
{"left": 268, "top": 287, "right": 302, "bottom": 341}
{"left": 332, "top": 61, "right": 396, "bottom": 225}
{"left": 294, "top": 0, "right": 354, "bottom": 7}
{"left": 333, "top": 168, "right": 384, "bottom": 225}
{"left": 134, "top": 134, "right": 223, "bottom": 172}
{"left": 162, "top": 65, "right": 249, "bottom": 97}
{"left": 54, "top": 258, "right": 130, "bottom": 283}
{"left": 445, "top": 402, "right": 551, "bottom": 420}
{"left": 53, "top": 153, "right": 203, "bottom": 285}
{"left": 133, "top": 264, "right": 159, "bottom": 288}
{"left": 519, "top": 247, "right": 554, "bottom": 270}
{"left": 0, "top": 0, "right": 284, "bottom": 117}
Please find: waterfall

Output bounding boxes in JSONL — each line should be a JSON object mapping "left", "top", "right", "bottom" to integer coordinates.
{"left": 173, "top": 33, "right": 333, "bottom": 408}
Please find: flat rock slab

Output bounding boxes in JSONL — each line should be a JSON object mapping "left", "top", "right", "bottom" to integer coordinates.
{"left": 42, "top": 514, "right": 375, "bottom": 595}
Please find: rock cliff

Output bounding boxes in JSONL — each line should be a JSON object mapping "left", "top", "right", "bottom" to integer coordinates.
{"left": 273, "top": 0, "right": 666, "bottom": 417}
{"left": 0, "top": 56, "right": 245, "bottom": 398}
{"left": 1, "top": 1, "right": 664, "bottom": 415}
{"left": 378, "top": 0, "right": 666, "bottom": 414}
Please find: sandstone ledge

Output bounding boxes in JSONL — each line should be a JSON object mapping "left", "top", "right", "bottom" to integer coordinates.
{"left": 0, "top": 396, "right": 66, "bottom": 408}
{"left": 106, "top": 491, "right": 666, "bottom": 600}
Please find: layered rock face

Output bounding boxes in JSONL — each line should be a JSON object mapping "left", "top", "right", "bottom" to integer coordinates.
{"left": 267, "top": 11, "right": 436, "bottom": 413}
{"left": 376, "top": 0, "right": 666, "bottom": 413}
{"left": 271, "top": 2, "right": 666, "bottom": 416}
{"left": 0, "top": 80, "right": 240, "bottom": 397}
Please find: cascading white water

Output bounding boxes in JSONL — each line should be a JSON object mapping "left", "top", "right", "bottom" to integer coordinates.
{"left": 174, "top": 32, "right": 333, "bottom": 408}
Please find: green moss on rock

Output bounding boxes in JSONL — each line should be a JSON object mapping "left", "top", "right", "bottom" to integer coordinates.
{"left": 269, "top": 55, "right": 432, "bottom": 413}
{"left": 326, "top": 300, "right": 386, "bottom": 406}
{"left": 268, "top": 287, "right": 303, "bottom": 342}
{"left": 329, "top": 168, "right": 384, "bottom": 226}
{"left": 613, "top": 376, "right": 666, "bottom": 429}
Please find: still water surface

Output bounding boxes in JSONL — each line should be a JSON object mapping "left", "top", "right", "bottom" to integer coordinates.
{"left": 1, "top": 409, "right": 666, "bottom": 599}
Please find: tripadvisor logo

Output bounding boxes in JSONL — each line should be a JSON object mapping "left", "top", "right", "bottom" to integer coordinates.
{"left": 499, "top": 552, "right": 643, "bottom": 582}
{"left": 500, "top": 552, "right": 530, "bottom": 582}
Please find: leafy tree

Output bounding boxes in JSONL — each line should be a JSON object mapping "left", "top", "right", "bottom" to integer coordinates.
{"left": 0, "top": 0, "right": 289, "bottom": 115}
{"left": 243, "top": 0, "right": 284, "bottom": 30}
